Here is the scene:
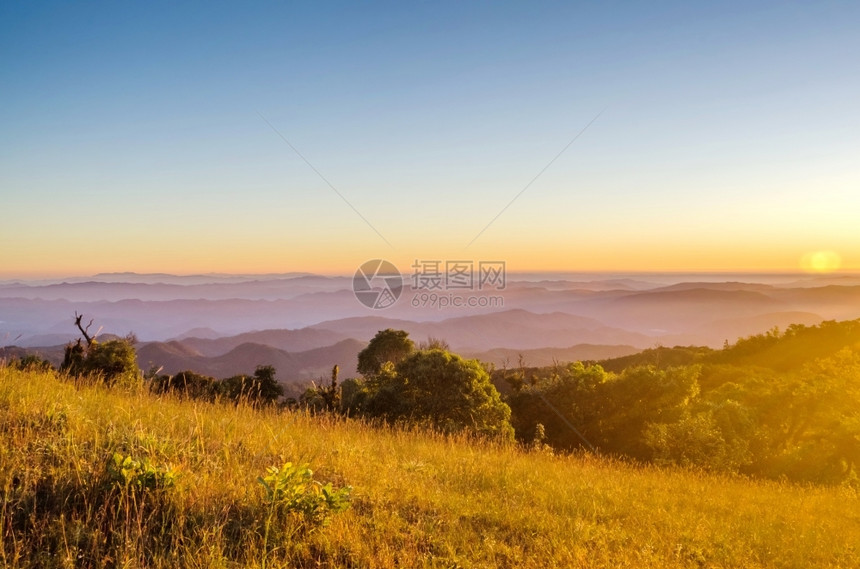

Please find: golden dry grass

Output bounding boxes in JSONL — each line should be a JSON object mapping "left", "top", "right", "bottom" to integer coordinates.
{"left": 1, "top": 365, "right": 858, "bottom": 568}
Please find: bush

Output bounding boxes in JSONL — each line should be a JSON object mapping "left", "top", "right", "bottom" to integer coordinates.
{"left": 150, "top": 370, "right": 216, "bottom": 400}
{"left": 366, "top": 348, "right": 514, "bottom": 440}
{"left": 258, "top": 462, "right": 351, "bottom": 566}
{"left": 217, "top": 365, "right": 283, "bottom": 405}
{"left": 9, "top": 354, "right": 53, "bottom": 372}
{"left": 61, "top": 337, "right": 140, "bottom": 386}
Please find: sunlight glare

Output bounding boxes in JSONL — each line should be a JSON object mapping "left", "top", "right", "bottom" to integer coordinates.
{"left": 800, "top": 250, "right": 842, "bottom": 273}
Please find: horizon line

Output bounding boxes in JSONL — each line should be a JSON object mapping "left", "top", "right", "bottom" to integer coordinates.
{"left": 2, "top": 268, "right": 860, "bottom": 282}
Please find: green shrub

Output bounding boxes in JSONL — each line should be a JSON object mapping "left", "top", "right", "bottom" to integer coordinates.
{"left": 258, "top": 462, "right": 351, "bottom": 566}
{"left": 62, "top": 337, "right": 140, "bottom": 386}
{"left": 107, "top": 453, "right": 179, "bottom": 490}
{"left": 218, "top": 365, "right": 283, "bottom": 405}
{"left": 150, "top": 369, "right": 216, "bottom": 400}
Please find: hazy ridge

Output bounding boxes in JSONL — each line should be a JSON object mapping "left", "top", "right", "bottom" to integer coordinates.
{"left": 3, "top": 272, "right": 860, "bottom": 388}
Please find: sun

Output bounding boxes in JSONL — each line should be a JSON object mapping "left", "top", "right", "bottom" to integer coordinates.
{"left": 800, "top": 250, "right": 842, "bottom": 273}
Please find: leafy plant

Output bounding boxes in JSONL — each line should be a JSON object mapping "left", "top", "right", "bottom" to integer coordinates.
{"left": 357, "top": 328, "right": 415, "bottom": 377}
{"left": 370, "top": 347, "right": 515, "bottom": 439}
{"left": 257, "top": 462, "right": 351, "bottom": 567}
{"left": 258, "top": 462, "right": 351, "bottom": 525}
{"left": 108, "top": 453, "right": 178, "bottom": 490}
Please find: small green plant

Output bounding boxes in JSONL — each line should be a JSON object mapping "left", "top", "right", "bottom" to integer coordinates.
{"left": 108, "top": 453, "right": 178, "bottom": 490}
{"left": 258, "top": 462, "right": 351, "bottom": 525}
{"left": 258, "top": 462, "right": 351, "bottom": 567}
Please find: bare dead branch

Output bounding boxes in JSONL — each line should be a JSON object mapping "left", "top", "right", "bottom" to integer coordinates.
{"left": 74, "top": 312, "right": 94, "bottom": 346}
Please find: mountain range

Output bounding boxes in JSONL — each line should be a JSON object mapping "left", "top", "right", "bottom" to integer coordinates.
{"left": 3, "top": 272, "right": 860, "bottom": 389}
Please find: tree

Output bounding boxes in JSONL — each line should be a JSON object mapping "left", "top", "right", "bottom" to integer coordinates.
{"left": 418, "top": 336, "right": 450, "bottom": 351}
{"left": 60, "top": 313, "right": 139, "bottom": 385}
{"left": 357, "top": 329, "right": 414, "bottom": 377}
{"left": 150, "top": 370, "right": 216, "bottom": 400}
{"left": 321, "top": 365, "right": 342, "bottom": 412}
{"left": 367, "top": 348, "right": 514, "bottom": 439}
{"left": 61, "top": 339, "right": 86, "bottom": 376}
{"left": 596, "top": 365, "right": 700, "bottom": 458}
{"left": 218, "top": 365, "right": 283, "bottom": 405}
{"left": 83, "top": 339, "right": 139, "bottom": 383}
{"left": 300, "top": 365, "right": 343, "bottom": 413}
{"left": 645, "top": 410, "right": 751, "bottom": 471}
{"left": 339, "top": 377, "right": 371, "bottom": 414}
{"left": 506, "top": 362, "right": 608, "bottom": 451}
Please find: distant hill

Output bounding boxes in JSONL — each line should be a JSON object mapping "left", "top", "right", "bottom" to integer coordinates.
{"left": 713, "top": 317, "right": 860, "bottom": 371}
{"left": 176, "top": 328, "right": 350, "bottom": 357}
{"left": 13, "top": 334, "right": 76, "bottom": 348}
{"left": 770, "top": 286, "right": 860, "bottom": 315}
{"left": 136, "top": 338, "right": 365, "bottom": 383}
{"left": 5, "top": 274, "right": 860, "bottom": 352}
{"left": 597, "top": 318, "right": 860, "bottom": 374}
{"left": 311, "top": 309, "right": 653, "bottom": 351}
{"left": 612, "top": 287, "right": 784, "bottom": 310}
{"left": 0, "top": 275, "right": 349, "bottom": 302}
{"left": 658, "top": 311, "right": 824, "bottom": 347}
{"left": 598, "top": 346, "right": 716, "bottom": 373}
{"left": 463, "top": 344, "right": 640, "bottom": 368}
{"left": 0, "top": 345, "right": 66, "bottom": 366}
{"left": 649, "top": 281, "right": 777, "bottom": 293}
{"left": 172, "top": 327, "right": 223, "bottom": 340}
{"left": 566, "top": 288, "right": 790, "bottom": 335}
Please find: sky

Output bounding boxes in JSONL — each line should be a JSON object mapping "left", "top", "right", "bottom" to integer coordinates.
{"left": 1, "top": 1, "right": 858, "bottom": 277}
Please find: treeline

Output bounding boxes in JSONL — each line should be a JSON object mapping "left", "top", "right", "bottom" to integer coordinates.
{"left": 301, "top": 331, "right": 514, "bottom": 439}
{"left": 505, "top": 319, "right": 860, "bottom": 485}
{"left": 11, "top": 325, "right": 510, "bottom": 437}
{"left": 148, "top": 365, "right": 283, "bottom": 405}
{"left": 7, "top": 316, "right": 859, "bottom": 485}
{"left": 10, "top": 327, "right": 283, "bottom": 407}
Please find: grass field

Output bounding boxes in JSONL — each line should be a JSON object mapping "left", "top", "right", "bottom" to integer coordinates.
{"left": 1, "top": 365, "right": 858, "bottom": 568}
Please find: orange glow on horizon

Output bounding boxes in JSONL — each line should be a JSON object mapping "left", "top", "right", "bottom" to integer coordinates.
{"left": 2, "top": 245, "right": 858, "bottom": 279}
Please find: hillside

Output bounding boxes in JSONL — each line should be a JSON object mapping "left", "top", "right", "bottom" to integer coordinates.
{"left": 8, "top": 274, "right": 860, "bottom": 351}
{"left": 597, "top": 317, "right": 860, "bottom": 373}
{"left": 464, "top": 343, "right": 640, "bottom": 368}
{"left": 714, "top": 317, "right": 860, "bottom": 370}
{"left": 310, "top": 309, "right": 653, "bottom": 351}
{"left": 501, "top": 318, "right": 860, "bottom": 485}
{"left": 174, "top": 327, "right": 349, "bottom": 357}
{"left": 136, "top": 338, "right": 366, "bottom": 382}
{"left": 2, "top": 366, "right": 858, "bottom": 568}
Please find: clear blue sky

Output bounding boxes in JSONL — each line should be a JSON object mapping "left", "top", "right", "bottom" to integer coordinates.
{"left": 1, "top": 1, "right": 858, "bottom": 276}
